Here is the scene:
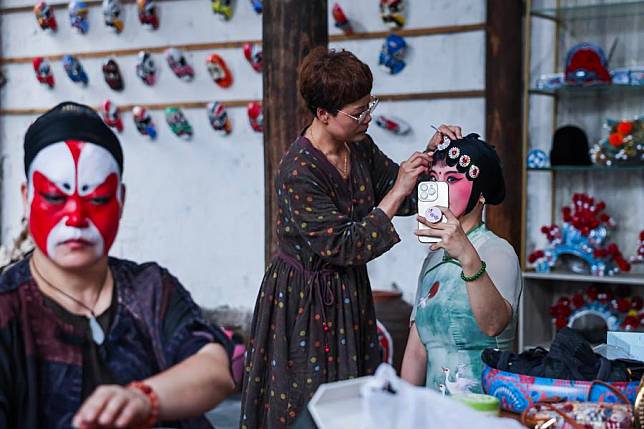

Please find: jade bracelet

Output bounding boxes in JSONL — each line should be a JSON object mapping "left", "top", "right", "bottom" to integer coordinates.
{"left": 461, "top": 260, "right": 487, "bottom": 282}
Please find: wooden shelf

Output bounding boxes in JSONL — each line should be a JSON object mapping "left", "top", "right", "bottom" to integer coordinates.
{"left": 523, "top": 271, "right": 644, "bottom": 286}
{"left": 527, "top": 165, "right": 644, "bottom": 172}
{"left": 0, "top": 89, "right": 485, "bottom": 116}
{"left": 0, "top": 99, "right": 258, "bottom": 116}
{"left": 378, "top": 89, "right": 484, "bottom": 102}
{"left": 0, "top": 0, "right": 173, "bottom": 14}
{"left": 0, "top": 40, "right": 262, "bottom": 65}
{"left": 529, "top": 85, "right": 644, "bottom": 97}
{"left": 330, "top": 23, "right": 486, "bottom": 42}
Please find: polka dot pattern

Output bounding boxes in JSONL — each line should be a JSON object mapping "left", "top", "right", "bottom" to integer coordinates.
{"left": 240, "top": 135, "right": 419, "bottom": 428}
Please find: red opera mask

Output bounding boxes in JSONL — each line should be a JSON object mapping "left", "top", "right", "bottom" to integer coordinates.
{"left": 27, "top": 140, "right": 123, "bottom": 262}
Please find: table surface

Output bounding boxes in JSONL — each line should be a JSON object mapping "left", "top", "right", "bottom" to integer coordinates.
{"left": 294, "top": 407, "right": 527, "bottom": 428}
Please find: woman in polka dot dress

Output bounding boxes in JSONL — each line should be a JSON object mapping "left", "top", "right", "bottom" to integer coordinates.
{"left": 240, "top": 47, "right": 448, "bottom": 428}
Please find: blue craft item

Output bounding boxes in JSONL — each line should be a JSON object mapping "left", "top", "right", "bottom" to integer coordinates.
{"left": 527, "top": 149, "right": 549, "bottom": 169}
{"left": 535, "top": 73, "right": 564, "bottom": 90}
{"left": 534, "top": 223, "right": 619, "bottom": 276}
{"left": 68, "top": 1, "right": 89, "bottom": 34}
{"left": 250, "top": 0, "right": 262, "bottom": 14}
{"left": 62, "top": 55, "right": 89, "bottom": 86}
{"left": 379, "top": 34, "right": 407, "bottom": 75}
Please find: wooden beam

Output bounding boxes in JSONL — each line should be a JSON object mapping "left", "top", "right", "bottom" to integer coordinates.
{"left": 0, "top": 99, "right": 259, "bottom": 116}
{"left": 263, "top": 0, "right": 328, "bottom": 264}
{"left": 0, "top": 40, "right": 262, "bottom": 65}
{"left": 0, "top": 90, "right": 484, "bottom": 116}
{"left": 0, "top": 0, "right": 175, "bottom": 14}
{"left": 329, "top": 23, "right": 486, "bottom": 42}
{"left": 378, "top": 89, "right": 484, "bottom": 102}
{"left": 485, "top": 0, "right": 524, "bottom": 256}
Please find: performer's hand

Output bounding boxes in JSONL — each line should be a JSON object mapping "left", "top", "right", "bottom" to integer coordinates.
{"left": 426, "top": 124, "right": 463, "bottom": 152}
{"left": 415, "top": 206, "right": 478, "bottom": 264}
{"left": 73, "top": 384, "right": 152, "bottom": 429}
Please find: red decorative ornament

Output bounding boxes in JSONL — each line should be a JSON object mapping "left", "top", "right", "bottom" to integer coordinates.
{"left": 550, "top": 286, "right": 644, "bottom": 332}
{"left": 332, "top": 3, "right": 353, "bottom": 35}
{"left": 555, "top": 317, "right": 568, "bottom": 330}
{"left": 572, "top": 293, "right": 585, "bottom": 309}
{"left": 616, "top": 298, "right": 631, "bottom": 313}
{"left": 586, "top": 286, "right": 599, "bottom": 302}
{"left": 617, "top": 121, "right": 633, "bottom": 135}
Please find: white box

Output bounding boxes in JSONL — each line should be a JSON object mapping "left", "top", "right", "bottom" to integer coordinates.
{"left": 607, "top": 331, "right": 644, "bottom": 361}
{"left": 307, "top": 376, "right": 370, "bottom": 429}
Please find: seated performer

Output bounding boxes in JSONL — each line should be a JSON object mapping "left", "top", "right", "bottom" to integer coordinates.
{"left": 402, "top": 133, "right": 522, "bottom": 395}
{"left": 0, "top": 102, "right": 234, "bottom": 429}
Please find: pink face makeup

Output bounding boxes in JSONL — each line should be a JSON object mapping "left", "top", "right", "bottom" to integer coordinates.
{"left": 429, "top": 161, "right": 474, "bottom": 218}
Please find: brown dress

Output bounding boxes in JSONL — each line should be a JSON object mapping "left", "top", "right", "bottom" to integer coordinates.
{"left": 240, "top": 134, "right": 416, "bottom": 428}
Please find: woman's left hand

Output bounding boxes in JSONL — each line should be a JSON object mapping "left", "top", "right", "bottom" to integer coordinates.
{"left": 415, "top": 207, "right": 478, "bottom": 263}
{"left": 72, "top": 384, "right": 151, "bottom": 429}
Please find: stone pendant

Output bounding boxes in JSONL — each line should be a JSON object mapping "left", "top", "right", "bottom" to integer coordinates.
{"left": 88, "top": 315, "right": 105, "bottom": 345}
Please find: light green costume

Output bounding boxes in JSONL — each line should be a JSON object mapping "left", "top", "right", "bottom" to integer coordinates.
{"left": 412, "top": 224, "right": 522, "bottom": 394}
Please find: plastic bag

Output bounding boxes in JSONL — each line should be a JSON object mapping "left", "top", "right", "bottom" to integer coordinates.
{"left": 360, "top": 364, "right": 524, "bottom": 429}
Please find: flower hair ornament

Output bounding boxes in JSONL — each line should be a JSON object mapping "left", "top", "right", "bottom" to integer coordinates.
{"left": 447, "top": 146, "right": 460, "bottom": 159}
{"left": 442, "top": 138, "right": 480, "bottom": 180}
{"left": 431, "top": 132, "right": 505, "bottom": 214}
{"left": 458, "top": 154, "right": 471, "bottom": 168}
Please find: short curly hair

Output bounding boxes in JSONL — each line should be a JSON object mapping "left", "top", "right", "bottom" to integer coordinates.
{"left": 298, "top": 47, "right": 373, "bottom": 116}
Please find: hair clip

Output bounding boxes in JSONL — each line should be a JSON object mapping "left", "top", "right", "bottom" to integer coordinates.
{"left": 448, "top": 146, "right": 460, "bottom": 159}
{"left": 459, "top": 154, "right": 471, "bottom": 168}
{"left": 468, "top": 164, "right": 480, "bottom": 179}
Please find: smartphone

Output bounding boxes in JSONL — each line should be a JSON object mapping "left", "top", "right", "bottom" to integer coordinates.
{"left": 417, "top": 181, "right": 449, "bottom": 243}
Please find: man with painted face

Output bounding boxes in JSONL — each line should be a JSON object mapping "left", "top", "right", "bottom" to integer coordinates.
{"left": 0, "top": 102, "right": 234, "bottom": 428}
{"left": 401, "top": 132, "right": 522, "bottom": 394}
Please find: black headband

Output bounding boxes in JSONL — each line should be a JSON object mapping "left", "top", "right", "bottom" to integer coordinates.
{"left": 24, "top": 101, "right": 123, "bottom": 178}
{"left": 433, "top": 133, "right": 505, "bottom": 214}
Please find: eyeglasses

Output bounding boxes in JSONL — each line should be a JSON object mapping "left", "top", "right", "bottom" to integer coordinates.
{"left": 337, "top": 97, "right": 379, "bottom": 124}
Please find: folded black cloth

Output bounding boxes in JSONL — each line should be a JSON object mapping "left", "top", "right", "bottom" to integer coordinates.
{"left": 482, "top": 328, "right": 644, "bottom": 382}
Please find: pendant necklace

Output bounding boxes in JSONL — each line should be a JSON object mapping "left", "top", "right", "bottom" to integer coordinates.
{"left": 308, "top": 129, "right": 350, "bottom": 179}
{"left": 30, "top": 258, "right": 109, "bottom": 345}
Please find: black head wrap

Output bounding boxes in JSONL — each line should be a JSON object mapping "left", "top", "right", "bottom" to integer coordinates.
{"left": 24, "top": 101, "right": 123, "bottom": 178}
{"left": 432, "top": 133, "right": 505, "bottom": 214}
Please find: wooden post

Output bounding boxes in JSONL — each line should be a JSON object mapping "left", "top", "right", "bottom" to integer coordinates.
{"left": 485, "top": 0, "right": 524, "bottom": 256}
{"left": 263, "top": 0, "right": 328, "bottom": 264}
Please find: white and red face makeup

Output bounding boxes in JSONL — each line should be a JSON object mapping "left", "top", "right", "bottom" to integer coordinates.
{"left": 430, "top": 161, "right": 474, "bottom": 218}
{"left": 27, "top": 141, "right": 123, "bottom": 264}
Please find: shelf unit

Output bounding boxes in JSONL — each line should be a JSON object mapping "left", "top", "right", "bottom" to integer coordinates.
{"left": 523, "top": 271, "right": 644, "bottom": 285}
{"left": 527, "top": 165, "right": 644, "bottom": 172}
{"left": 528, "top": 85, "right": 644, "bottom": 97}
{"left": 531, "top": 0, "right": 644, "bottom": 20}
{"left": 519, "top": 0, "right": 644, "bottom": 351}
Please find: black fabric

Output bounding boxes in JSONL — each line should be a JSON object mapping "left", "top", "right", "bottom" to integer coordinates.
{"left": 24, "top": 101, "right": 123, "bottom": 177}
{"left": 550, "top": 125, "right": 592, "bottom": 166}
{"left": 482, "top": 327, "right": 644, "bottom": 382}
{"left": 432, "top": 133, "right": 505, "bottom": 214}
{"left": 0, "top": 257, "right": 224, "bottom": 429}
{"left": 41, "top": 283, "right": 118, "bottom": 400}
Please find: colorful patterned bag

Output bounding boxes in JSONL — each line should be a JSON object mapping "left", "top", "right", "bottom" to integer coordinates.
{"left": 521, "top": 380, "right": 633, "bottom": 428}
